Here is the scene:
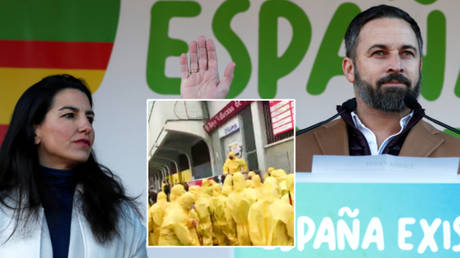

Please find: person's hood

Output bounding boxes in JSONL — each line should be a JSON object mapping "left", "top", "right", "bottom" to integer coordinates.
{"left": 252, "top": 174, "right": 262, "bottom": 187}
{"left": 263, "top": 176, "right": 280, "bottom": 198}
{"left": 212, "top": 184, "right": 222, "bottom": 196}
{"left": 157, "top": 191, "right": 167, "bottom": 202}
{"left": 188, "top": 185, "right": 201, "bottom": 200}
{"left": 170, "top": 184, "right": 185, "bottom": 201}
{"left": 232, "top": 172, "right": 245, "bottom": 191}
{"left": 178, "top": 192, "right": 195, "bottom": 210}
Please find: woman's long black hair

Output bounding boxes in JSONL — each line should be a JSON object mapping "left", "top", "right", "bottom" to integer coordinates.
{"left": 0, "top": 74, "right": 139, "bottom": 244}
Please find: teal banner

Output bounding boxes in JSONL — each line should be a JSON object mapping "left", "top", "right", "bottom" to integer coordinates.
{"left": 236, "top": 183, "right": 460, "bottom": 257}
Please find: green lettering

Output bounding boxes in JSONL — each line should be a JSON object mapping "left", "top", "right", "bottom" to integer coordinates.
{"left": 415, "top": 0, "right": 437, "bottom": 5}
{"left": 421, "top": 10, "right": 446, "bottom": 101}
{"left": 259, "top": 0, "right": 311, "bottom": 98}
{"left": 307, "top": 3, "right": 360, "bottom": 95}
{"left": 212, "top": 0, "right": 251, "bottom": 98}
{"left": 146, "top": 1, "right": 200, "bottom": 94}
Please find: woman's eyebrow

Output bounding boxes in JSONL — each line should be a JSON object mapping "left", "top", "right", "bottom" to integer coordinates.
{"left": 58, "top": 106, "right": 94, "bottom": 116}
{"left": 58, "top": 106, "right": 79, "bottom": 112}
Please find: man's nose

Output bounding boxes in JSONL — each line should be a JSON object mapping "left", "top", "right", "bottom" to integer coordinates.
{"left": 386, "top": 53, "right": 404, "bottom": 73}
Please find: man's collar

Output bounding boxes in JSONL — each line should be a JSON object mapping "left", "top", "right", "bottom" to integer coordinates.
{"left": 350, "top": 111, "right": 414, "bottom": 134}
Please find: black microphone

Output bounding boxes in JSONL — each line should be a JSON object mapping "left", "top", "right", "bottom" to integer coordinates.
{"left": 404, "top": 94, "right": 460, "bottom": 135}
{"left": 296, "top": 98, "right": 357, "bottom": 136}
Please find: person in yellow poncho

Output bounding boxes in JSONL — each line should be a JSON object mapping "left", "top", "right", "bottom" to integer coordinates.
{"left": 200, "top": 181, "right": 215, "bottom": 246}
{"left": 271, "top": 168, "right": 289, "bottom": 197}
{"left": 170, "top": 184, "right": 185, "bottom": 202}
{"left": 246, "top": 171, "right": 256, "bottom": 188}
{"left": 222, "top": 174, "right": 233, "bottom": 196}
{"left": 281, "top": 173, "right": 294, "bottom": 206}
{"left": 186, "top": 186, "right": 201, "bottom": 241}
{"left": 210, "top": 184, "right": 239, "bottom": 245}
{"left": 220, "top": 174, "right": 239, "bottom": 245}
{"left": 148, "top": 192, "right": 167, "bottom": 245}
{"left": 250, "top": 174, "right": 264, "bottom": 201}
{"left": 188, "top": 184, "right": 214, "bottom": 246}
{"left": 223, "top": 151, "right": 248, "bottom": 175}
{"left": 227, "top": 172, "right": 256, "bottom": 245}
{"left": 248, "top": 177, "right": 294, "bottom": 246}
{"left": 262, "top": 167, "right": 276, "bottom": 180}
{"left": 244, "top": 176, "right": 258, "bottom": 202}
{"left": 158, "top": 192, "right": 200, "bottom": 246}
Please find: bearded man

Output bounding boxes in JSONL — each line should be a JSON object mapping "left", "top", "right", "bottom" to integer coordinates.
{"left": 295, "top": 5, "right": 460, "bottom": 172}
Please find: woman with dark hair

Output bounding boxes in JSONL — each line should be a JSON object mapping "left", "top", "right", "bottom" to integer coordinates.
{"left": 0, "top": 74, "right": 147, "bottom": 257}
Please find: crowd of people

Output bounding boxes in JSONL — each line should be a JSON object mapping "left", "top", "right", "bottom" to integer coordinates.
{"left": 148, "top": 168, "right": 294, "bottom": 246}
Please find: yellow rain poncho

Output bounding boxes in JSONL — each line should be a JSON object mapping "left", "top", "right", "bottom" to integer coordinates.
{"left": 188, "top": 185, "right": 201, "bottom": 200}
{"left": 227, "top": 172, "right": 256, "bottom": 245}
{"left": 222, "top": 174, "right": 233, "bottom": 196}
{"left": 158, "top": 192, "right": 200, "bottom": 246}
{"left": 210, "top": 184, "right": 238, "bottom": 245}
{"left": 264, "top": 167, "right": 275, "bottom": 179}
{"left": 191, "top": 185, "right": 214, "bottom": 246}
{"left": 223, "top": 152, "right": 248, "bottom": 175}
{"left": 251, "top": 174, "right": 264, "bottom": 200}
{"left": 245, "top": 178, "right": 258, "bottom": 202}
{"left": 186, "top": 186, "right": 201, "bottom": 241}
{"left": 271, "top": 169, "right": 289, "bottom": 197}
{"left": 170, "top": 184, "right": 185, "bottom": 202}
{"left": 148, "top": 192, "right": 168, "bottom": 245}
{"left": 248, "top": 177, "right": 294, "bottom": 246}
{"left": 282, "top": 173, "right": 294, "bottom": 205}
{"left": 246, "top": 171, "right": 256, "bottom": 187}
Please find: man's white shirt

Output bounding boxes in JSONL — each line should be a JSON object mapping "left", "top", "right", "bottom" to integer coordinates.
{"left": 350, "top": 111, "right": 414, "bottom": 155}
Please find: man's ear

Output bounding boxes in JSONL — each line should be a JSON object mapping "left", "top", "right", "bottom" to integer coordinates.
{"left": 342, "top": 57, "right": 355, "bottom": 83}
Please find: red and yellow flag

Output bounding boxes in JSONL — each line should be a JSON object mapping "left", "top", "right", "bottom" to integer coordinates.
{"left": 0, "top": 0, "right": 120, "bottom": 145}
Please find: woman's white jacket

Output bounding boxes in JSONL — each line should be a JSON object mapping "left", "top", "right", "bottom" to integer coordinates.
{"left": 0, "top": 190, "right": 147, "bottom": 258}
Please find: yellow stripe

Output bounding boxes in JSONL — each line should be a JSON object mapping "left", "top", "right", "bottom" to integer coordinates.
{"left": 0, "top": 68, "right": 105, "bottom": 124}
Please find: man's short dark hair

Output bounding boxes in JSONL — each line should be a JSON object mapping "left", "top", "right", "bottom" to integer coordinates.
{"left": 344, "top": 5, "right": 423, "bottom": 59}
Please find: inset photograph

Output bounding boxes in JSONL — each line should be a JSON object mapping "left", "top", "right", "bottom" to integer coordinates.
{"left": 146, "top": 100, "right": 294, "bottom": 246}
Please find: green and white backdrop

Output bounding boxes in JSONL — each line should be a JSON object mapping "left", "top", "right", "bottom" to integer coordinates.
{"left": 0, "top": 0, "right": 459, "bottom": 257}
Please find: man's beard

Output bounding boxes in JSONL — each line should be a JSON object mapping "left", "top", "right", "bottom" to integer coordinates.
{"left": 354, "top": 69, "right": 421, "bottom": 112}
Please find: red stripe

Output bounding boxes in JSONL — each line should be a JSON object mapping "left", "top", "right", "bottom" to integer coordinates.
{"left": 269, "top": 100, "right": 281, "bottom": 106}
{"left": 0, "top": 124, "right": 8, "bottom": 147}
{"left": 273, "top": 120, "right": 294, "bottom": 131}
{"left": 0, "top": 40, "right": 113, "bottom": 69}
{"left": 270, "top": 102, "right": 290, "bottom": 114}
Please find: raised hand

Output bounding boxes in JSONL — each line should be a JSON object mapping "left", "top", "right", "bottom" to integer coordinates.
{"left": 180, "top": 36, "right": 235, "bottom": 99}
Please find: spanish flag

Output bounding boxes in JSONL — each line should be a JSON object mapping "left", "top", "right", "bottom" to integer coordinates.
{"left": 0, "top": 0, "right": 120, "bottom": 145}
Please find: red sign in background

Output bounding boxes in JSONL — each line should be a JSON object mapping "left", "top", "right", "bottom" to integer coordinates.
{"left": 269, "top": 100, "right": 294, "bottom": 136}
{"left": 203, "top": 101, "right": 252, "bottom": 134}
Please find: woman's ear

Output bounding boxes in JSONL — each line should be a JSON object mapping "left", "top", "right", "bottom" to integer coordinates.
{"left": 34, "top": 125, "right": 41, "bottom": 145}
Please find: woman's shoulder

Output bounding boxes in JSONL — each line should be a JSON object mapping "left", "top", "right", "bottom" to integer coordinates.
{"left": 115, "top": 201, "right": 148, "bottom": 257}
{"left": 118, "top": 201, "right": 145, "bottom": 229}
{"left": 73, "top": 196, "right": 148, "bottom": 257}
